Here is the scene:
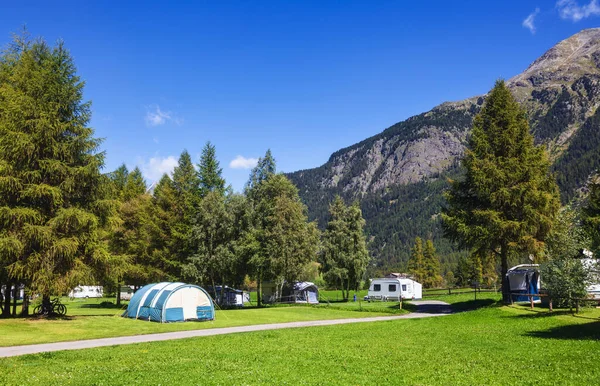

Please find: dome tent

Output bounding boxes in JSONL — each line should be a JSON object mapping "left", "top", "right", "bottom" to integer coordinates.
{"left": 124, "top": 282, "right": 215, "bottom": 323}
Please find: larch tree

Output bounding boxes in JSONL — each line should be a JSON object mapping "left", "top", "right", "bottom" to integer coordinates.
{"left": 423, "top": 239, "right": 443, "bottom": 288}
{"left": 442, "top": 80, "right": 560, "bottom": 303}
{"left": 321, "top": 196, "right": 369, "bottom": 300}
{"left": 407, "top": 237, "right": 425, "bottom": 283}
{"left": 258, "top": 174, "right": 319, "bottom": 300}
{"left": 0, "top": 35, "right": 112, "bottom": 313}
{"left": 183, "top": 190, "right": 235, "bottom": 303}
{"left": 150, "top": 173, "right": 181, "bottom": 279}
{"left": 169, "top": 150, "right": 201, "bottom": 276}
{"left": 244, "top": 150, "right": 277, "bottom": 306}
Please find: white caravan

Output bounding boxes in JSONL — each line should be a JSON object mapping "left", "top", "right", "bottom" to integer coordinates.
{"left": 367, "top": 278, "right": 422, "bottom": 301}
{"left": 69, "top": 286, "right": 103, "bottom": 299}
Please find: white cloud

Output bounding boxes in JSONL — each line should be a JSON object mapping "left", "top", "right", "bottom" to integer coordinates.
{"left": 139, "top": 156, "right": 178, "bottom": 181}
{"left": 523, "top": 8, "right": 540, "bottom": 34}
{"left": 229, "top": 155, "right": 259, "bottom": 169}
{"left": 557, "top": 0, "right": 600, "bottom": 21}
{"left": 145, "top": 105, "right": 171, "bottom": 126}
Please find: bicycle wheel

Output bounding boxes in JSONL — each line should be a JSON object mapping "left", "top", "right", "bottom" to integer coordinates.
{"left": 56, "top": 304, "right": 67, "bottom": 316}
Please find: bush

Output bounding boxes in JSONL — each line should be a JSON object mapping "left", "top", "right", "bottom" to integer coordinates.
{"left": 541, "top": 259, "right": 590, "bottom": 308}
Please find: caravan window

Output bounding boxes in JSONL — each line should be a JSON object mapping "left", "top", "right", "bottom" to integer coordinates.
{"left": 373, "top": 284, "right": 381, "bottom": 291}
{"left": 402, "top": 285, "right": 407, "bottom": 291}
{"left": 388, "top": 284, "right": 397, "bottom": 292}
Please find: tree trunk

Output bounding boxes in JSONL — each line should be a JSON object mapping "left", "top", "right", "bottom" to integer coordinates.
{"left": 12, "top": 285, "right": 17, "bottom": 316}
{"left": 21, "top": 287, "right": 29, "bottom": 317}
{"left": 501, "top": 244, "right": 510, "bottom": 304}
{"left": 116, "top": 279, "right": 122, "bottom": 306}
{"left": 257, "top": 272, "right": 262, "bottom": 307}
{"left": 42, "top": 294, "right": 51, "bottom": 314}
{"left": 219, "top": 277, "right": 225, "bottom": 307}
{"left": 2, "top": 283, "right": 12, "bottom": 317}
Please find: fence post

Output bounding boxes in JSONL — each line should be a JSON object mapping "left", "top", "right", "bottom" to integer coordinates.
{"left": 530, "top": 295, "right": 534, "bottom": 310}
{"left": 576, "top": 299, "right": 580, "bottom": 314}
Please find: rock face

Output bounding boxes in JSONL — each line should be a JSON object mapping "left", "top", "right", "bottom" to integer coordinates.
{"left": 287, "top": 28, "right": 600, "bottom": 267}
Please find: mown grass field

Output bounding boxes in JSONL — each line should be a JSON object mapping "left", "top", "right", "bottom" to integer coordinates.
{"left": 0, "top": 297, "right": 393, "bottom": 347}
{"left": 0, "top": 291, "right": 501, "bottom": 347}
{"left": 1, "top": 300, "right": 599, "bottom": 385}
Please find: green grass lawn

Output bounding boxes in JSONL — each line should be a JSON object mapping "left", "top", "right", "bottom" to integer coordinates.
{"left": 1, "top": 303, "right": 600, "bottom": 385}
{"left": 0, "top": 297, "right": 391, "bottom": 347}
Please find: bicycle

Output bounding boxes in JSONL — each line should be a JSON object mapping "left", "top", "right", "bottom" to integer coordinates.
{"left": 33, "top": 298, "right": 67, "bottom": 316}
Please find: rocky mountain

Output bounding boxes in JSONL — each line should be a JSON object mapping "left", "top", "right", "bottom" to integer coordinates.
{"left": 287, "top": 28, "right": 600, "bottom": 271}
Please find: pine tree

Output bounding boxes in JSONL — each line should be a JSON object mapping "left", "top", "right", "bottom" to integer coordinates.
{"left": 0, "top": 35, "right": 111, "bottom": 308}
{"left": 442, "top": 80, "right": 560, "bottom": 303}
{"left": 198, "top": 141, "right": 226, "bottom": 198}
{"left": 408, "top": 238, "right": 425, "bottom": 283}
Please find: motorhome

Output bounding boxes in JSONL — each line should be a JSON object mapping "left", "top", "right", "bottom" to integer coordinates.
{"left": 366, "top": 278, "right": 422, "bottom": 301}
{"left": 69, "top": 286, "right": 103, "bottom": 299}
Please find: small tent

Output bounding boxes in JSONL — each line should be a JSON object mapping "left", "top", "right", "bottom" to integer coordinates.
{"left": 124, "top": 282, "right": 215, "bottom": 323}
{"left": 207, "top": 285, "right": 249, "bottom": 308}
{"left": 262, "top": 281, "right": 319, "bottom": 304}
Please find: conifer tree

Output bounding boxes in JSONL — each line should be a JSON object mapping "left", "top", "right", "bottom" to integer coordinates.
{"left": 197, "top": 141, "right": 226, "bottom": 198}
{"left": 150, "top": 173, "right": 180, "bottom": 278}
{"left": 321, "top": 196, "right": 369, "bottom": 300}
{"left": 423, "top": 240, "right": 443, "bottom": 288}
{"left": 109, "top": 164, "right": 129, "bottom": 197}
{"left": 246, "top": 149, "right": 276, "bottom": 197}
{"left": 408, "top": 238, "right": 425, "bottom": 283}
{"left": 442, "top": 80, "right": 560, "bottom": 303}
{"left": 122, "top": 167, "right": 146, "bottom": 201}
{"left": 259, "top": 174, "right": 319, "bottom": 298}
{"left": 581, "top": 183, "right": 600, "bottom": 256}
{"left": 169, "top": 150, "right": 201, "bottom": 275}
{"left": 0, "top": 35, "right": 111, "bottom": 308}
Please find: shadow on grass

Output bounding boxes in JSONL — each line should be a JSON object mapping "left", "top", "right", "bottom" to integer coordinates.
{"left": 79, "top": 301, "right": 125, "bottom": 309}
{"left": 450, "top": 299, "right": 499, "bottom": 312}
{"left": 525, "top": 320, "right": 600, "bottom": 340}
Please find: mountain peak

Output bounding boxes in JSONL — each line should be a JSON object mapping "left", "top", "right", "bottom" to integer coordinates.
{"left": 510, "top": 28, "right": 600, "bottom": 89}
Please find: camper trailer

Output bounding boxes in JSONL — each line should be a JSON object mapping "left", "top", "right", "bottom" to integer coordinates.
{"left": 366, "top": 278, "right": 422, "bottom": 301}
{"left": 507, "top": 259, "right": 600, "bottom": 302}
{"left": 69, "top": 285, "right": 103, "bottom": 299}
{"left": 506, "top": 264, "right": 541, "bottom": 302}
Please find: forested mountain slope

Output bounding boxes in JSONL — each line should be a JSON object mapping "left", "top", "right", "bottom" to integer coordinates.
{"left": 287, "top": 28, "right": 600, "bottom": 271}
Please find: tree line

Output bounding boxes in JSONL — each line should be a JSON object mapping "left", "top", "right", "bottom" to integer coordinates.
{"left": 0, "top": 35, "right": 370, "bottom": 316}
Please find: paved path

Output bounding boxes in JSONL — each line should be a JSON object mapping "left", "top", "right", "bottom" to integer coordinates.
{"left": 0, "top": 301, "right": 451, "bottom": 358}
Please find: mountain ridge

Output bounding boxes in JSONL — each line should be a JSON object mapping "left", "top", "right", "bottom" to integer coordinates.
{"left": 287, "top": 28, "right": 600, "bottom": 271}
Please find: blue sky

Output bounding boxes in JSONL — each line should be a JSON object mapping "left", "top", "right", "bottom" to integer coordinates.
{"left": 1, "top": 1, "right": 600, "bottom": 191}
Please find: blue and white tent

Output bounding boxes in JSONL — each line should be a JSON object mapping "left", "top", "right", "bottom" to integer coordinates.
{"left": 124, "top": 282, "right": 215, "bottom": 323}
